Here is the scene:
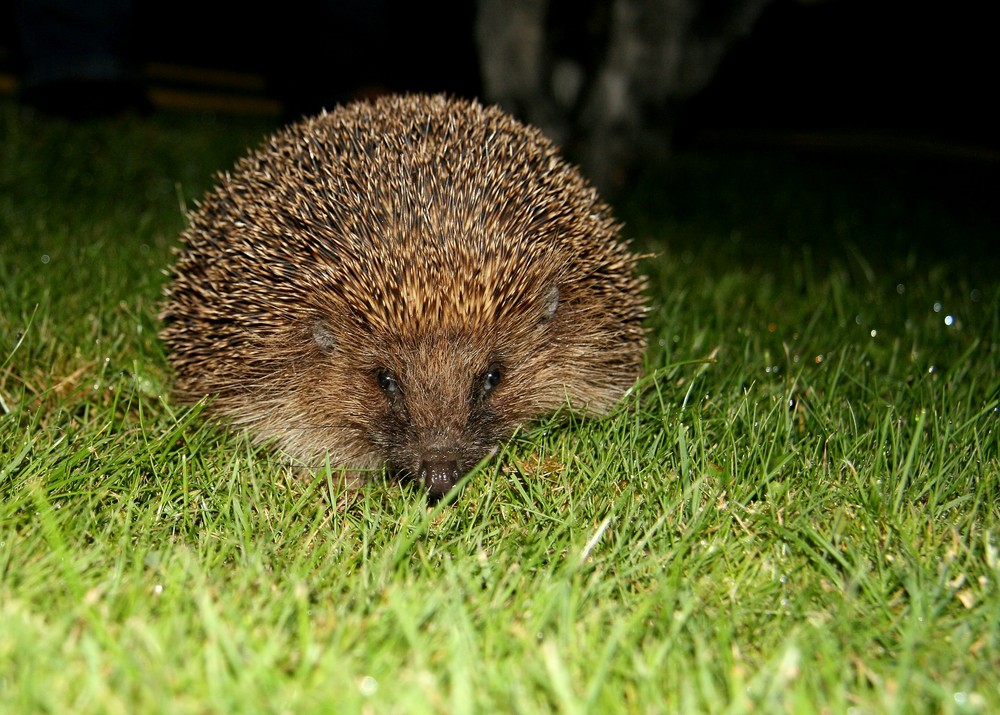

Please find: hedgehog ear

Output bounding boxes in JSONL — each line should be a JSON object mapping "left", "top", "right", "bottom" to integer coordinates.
{"left": 540, "top": 284, "right": 560, "bottom": 323}
{"left": 312, "top": 321, "right": 337, "bottom": 352}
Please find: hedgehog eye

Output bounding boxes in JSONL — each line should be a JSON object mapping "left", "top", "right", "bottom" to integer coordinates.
{"left": 376, "top": 369, "right": 401, "bottom": 396}
{"left": 481, "top": 365, "right": 503, "bottom": 397}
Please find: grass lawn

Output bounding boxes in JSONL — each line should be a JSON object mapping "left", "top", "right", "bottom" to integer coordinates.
{"left": 1, "top": 100, "right": 998, "bottom": 713}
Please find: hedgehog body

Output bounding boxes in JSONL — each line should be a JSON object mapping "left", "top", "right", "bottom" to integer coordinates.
{"left": 160, "top": 94, "right": 646, "bottom": 495}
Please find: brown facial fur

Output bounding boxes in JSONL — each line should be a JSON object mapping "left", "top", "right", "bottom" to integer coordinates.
{"left": 159, "top": 94, "right": 647, "bottom": 495}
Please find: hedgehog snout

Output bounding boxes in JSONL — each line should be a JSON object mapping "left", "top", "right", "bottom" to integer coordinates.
{"left": 418, "top": 452, "right": 462, "bottom": 496}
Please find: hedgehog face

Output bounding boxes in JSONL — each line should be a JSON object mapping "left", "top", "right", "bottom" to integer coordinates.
{"left": 301, "top": 261, "right": 571, "bottom": 496}
{"left": 300, "top": 280, "right": 567, "bottom": 497}
{"left": 361, "top": 338, "right": 517, "bottom": 497}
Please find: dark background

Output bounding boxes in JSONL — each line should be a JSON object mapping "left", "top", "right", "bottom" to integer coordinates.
{"left": 678, "top": 0, "right": 997, "bottom": 150}
{"left": 0, "top": 0, "right": 996, "bottom": 160}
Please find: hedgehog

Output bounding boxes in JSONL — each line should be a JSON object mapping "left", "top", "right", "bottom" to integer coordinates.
{"left": 160, "top": 94, "right": 647, "bottom": 497}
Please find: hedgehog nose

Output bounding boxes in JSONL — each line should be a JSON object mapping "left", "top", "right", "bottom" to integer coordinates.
{"left": 419, "top": 459, "right": 461, "bottom": 496}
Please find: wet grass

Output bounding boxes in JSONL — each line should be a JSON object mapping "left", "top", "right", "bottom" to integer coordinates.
{"left": 1, "top": 100, "right": 998, "bottom": 713}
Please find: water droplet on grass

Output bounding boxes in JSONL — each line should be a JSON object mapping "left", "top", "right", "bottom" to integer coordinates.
{"left": 358, "top": 676, "right": 378, "bottom": 696}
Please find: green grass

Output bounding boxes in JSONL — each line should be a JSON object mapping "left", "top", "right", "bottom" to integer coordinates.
{"left": 1, "top": 100, "right": 998, "bottom": 714}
